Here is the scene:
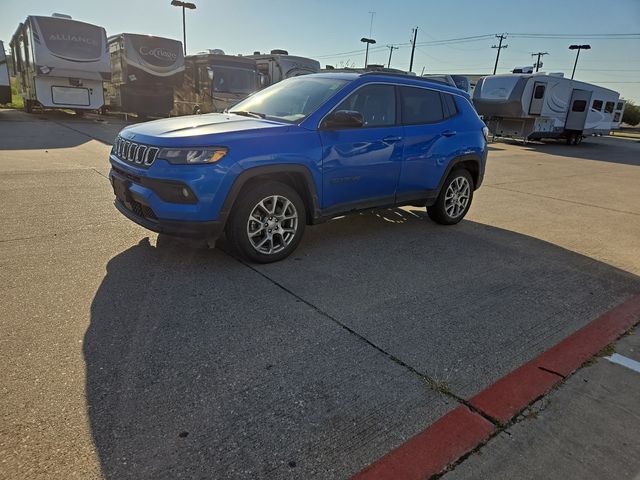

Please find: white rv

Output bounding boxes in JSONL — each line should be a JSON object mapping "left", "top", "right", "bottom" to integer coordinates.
{"left": 0, "top": 41, "right": 10, "bottom": 104}
{"left": 248, "top": 50, "right": 320, "bottom": 86}
{"left": 10, "top": 14, "right": 110, "bottom": 113}
{"left": 473, "top": 72, "right": 621, "bottom": 144}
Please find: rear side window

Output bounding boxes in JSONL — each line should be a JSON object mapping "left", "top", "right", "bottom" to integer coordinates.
{"left": 400, "top": 86, "right": 444, "bottom": 124}
{"left": 604, "top": 102, "right": 614, "bottom": 113}
{"left": 592, "top": 100, "right": 603, "bottom": 111}
{"left": 334, "top": 84, "right": 396, "bottom": 127}
{"left": 441, "top": 93, "right": 458, "bottom": 119}
{"left": 572, "top": 100, "right": 586, "bottom": 112}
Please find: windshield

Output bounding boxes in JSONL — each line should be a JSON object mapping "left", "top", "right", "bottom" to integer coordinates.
{"left": 212, "top": 65, "right": 257, "bottom": 94}
{"left": 230, "top": 76, "right": 349, "bottom": 123}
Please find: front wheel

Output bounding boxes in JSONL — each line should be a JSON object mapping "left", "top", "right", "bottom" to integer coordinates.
{"left": 427, "top": 169, "right": 474, "bottom": 225}
{"left": 225, "top": 181, "right": 306, "bottom": 263}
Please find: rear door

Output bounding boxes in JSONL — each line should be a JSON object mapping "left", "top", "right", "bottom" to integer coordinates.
{"left": 396, "top": 86, "right": 460, "bottom": 196}
{"left": 565, "top": 89, "right": 592, "bottom": 131}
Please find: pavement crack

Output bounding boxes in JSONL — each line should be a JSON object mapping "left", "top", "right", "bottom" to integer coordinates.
{"left": 226, "top": 251, "right": 502, "bottom": 426}
{"left": 537, "top": 366, "right": 566, "bottom": 378}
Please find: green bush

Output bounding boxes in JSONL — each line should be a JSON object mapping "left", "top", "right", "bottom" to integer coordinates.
{"left": 0, "top": 77, "right": 23, "bottom": 109}
{"left": 622, "top": 100, "right": 640, "bottom": 126}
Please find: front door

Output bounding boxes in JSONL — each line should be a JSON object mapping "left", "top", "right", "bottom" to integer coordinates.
{"left": 319, "top": 84, "right": 403, "bottom": 211}
{"left": 528, "top": 81, "right": 546, "bottom": 115}
{"left": 565, "top": 89, "right": 592, "bottom": 131}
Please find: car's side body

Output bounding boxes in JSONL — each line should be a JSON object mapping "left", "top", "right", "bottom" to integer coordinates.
{"left": 109, "top": 72, "right": 487, "bottom": 251}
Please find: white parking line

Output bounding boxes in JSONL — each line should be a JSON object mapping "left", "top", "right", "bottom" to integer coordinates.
{"left": 606, "top": 353, "right": 640, "bottom": 374}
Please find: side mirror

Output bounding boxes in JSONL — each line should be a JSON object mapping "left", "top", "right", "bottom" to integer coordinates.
{"left": 322, "top": 110, "right": 364, "bottom": 129}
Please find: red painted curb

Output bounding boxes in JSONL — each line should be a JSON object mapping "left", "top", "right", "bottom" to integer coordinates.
{"left": 352, "top": 406, "right": 494, "bottom": 480}
{"left": 471, "top": 293, "right": 640, "bottom": 423}
{"left": 353, "top": 293, "right": 640, "bottom": 479}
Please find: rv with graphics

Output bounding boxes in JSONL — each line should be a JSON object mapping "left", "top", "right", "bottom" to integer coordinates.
{"left": 173, "top": 50, "right": 260, "bottom": 115}
{"left": 473, "top": 72, "right": 622, "bottom": 144}
{"left": 10, "top": 14, "right": 110, "bottom": 113}
{"left": 0, "top": 41, "right": 10, "bottom": 104}
{"left": 248, "top": 50, "right": 320, "bottom": 86}
{"left": 105, "top": 33, "right": 184, "bottom": 117}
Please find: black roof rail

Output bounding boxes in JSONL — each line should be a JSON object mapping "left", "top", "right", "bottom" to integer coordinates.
{"left": 360, "top": 71, "right": 454, "bottom": 86}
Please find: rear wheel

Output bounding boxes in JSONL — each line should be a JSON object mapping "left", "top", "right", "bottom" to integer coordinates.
{"left": 225, "top": 181, "right": 306, "bottom": 263}
{"left": 427, "top": 169, "right": 474, "bottom": 225}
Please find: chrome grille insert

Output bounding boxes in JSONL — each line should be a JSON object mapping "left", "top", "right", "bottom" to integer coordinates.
{"left": 112, "top": 136, "right": 159, "bottom": 168}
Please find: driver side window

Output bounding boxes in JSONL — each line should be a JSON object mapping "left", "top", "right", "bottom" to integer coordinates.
{"left": 334, "top": 84, "right": 396, "bottom": 127}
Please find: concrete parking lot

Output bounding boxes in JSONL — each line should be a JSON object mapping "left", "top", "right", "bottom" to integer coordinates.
{"left": 1, "top": 109, "right": 639, "bottom": 479}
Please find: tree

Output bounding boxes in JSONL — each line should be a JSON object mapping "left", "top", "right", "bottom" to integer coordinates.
{"left": 622, "top": 100, "right": 640, "bottom": 126}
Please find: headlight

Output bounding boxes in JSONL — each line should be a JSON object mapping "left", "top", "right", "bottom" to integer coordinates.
{"left": 157, "top": 147, "right": 228, "bottom": 164}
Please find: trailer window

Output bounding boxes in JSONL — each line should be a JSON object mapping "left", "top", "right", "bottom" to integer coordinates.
{"left": 616, "top": 102, "right": 624, "bottom": 111}
{"left": 533, "top": 85, "right": 545, "bottom": 99}
{"left": 604, "top": 102, "right": 614, "bottom": 113}
{"left": 571, "top": 100, "right": 586, "bottom": 112}
{"left": 614, "top": 112, "right": 621, "bottom": 122}
{"left": 592, "top": 100, "right": 603, "bottom": 111}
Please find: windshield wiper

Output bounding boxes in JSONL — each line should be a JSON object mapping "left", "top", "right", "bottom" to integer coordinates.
{"left": 229, "top": 110, "right": 266, "bottom": 119}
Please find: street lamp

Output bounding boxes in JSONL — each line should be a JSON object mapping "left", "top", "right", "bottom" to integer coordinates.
{"left": 171, "top": 0, "right": 196, "bottom": 55}
{"left": 360, "top": 37, "right": 376, "bottom": 68}
{"left": 569, "top": 44, "right": 590, "bottom": 79}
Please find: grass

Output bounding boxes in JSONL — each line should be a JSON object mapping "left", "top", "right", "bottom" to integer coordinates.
{"left": 0, "top": 77, "right": 24, "bottom": 109}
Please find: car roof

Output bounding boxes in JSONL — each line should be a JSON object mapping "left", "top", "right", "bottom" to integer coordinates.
{"left": 304, "top": 72, "right": 469, "bottom": 98}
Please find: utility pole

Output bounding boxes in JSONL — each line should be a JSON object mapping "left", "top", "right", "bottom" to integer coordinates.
{"left": 368, "top": 11, "right": 376, "bottom": 37}
{"left": 409, "top": 27, "right": 418, "bottom": 73}
{"left": 569, "top": 44, "right": 591, "bottom": 79}
{"left": 531, "top": 52, "right": 548, "bottom": 72}
{"left": 386, "top": 45, "right": 399, "bottom": 68}
{"left": 491, "top": 33, "right": 508, "bottom": 75}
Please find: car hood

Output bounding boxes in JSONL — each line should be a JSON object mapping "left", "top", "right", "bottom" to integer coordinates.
{"left": 118, "top": 113, "right": 290, "bottom": 145}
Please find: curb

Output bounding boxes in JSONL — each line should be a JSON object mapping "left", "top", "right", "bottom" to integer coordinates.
{"left": 353, "top": 293, "right": 640, "bottom": 480}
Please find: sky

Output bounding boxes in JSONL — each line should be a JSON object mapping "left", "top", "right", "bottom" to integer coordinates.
{"left": 1, "top": 0, "right": 639, "bottom": 101}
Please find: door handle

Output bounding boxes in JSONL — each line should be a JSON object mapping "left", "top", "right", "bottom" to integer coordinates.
{"left": 442, "top": 130, "right": 457, "bottom": 137}
{"left": 382, "top": 135, "right": 403, "bottom": 143}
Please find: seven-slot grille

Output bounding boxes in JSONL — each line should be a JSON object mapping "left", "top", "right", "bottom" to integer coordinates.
{"left": 112, "top": 136, "right": 159, "bottom": 167}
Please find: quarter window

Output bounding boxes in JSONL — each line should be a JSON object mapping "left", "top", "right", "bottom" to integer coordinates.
{"left": 592, "top": 100, "right": 603, "bottom": 111}
{"left": 334, "top": 84, "right": 396, "bottom": 127}
{"left": 400, "top": 86, "right": 444, "bottom": 124}
{"left": 572, "top": 100, "right": 586, "bottom": 112}
{"left": 442, "top": 93, "right": 458, "bottom": 119}
{"left": 605, "top": 102, "right": 615, "bottom": 113}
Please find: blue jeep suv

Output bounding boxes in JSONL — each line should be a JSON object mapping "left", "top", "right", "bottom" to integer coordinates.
{"left": 109, "top": 72, "right": 488, "bottom": 262}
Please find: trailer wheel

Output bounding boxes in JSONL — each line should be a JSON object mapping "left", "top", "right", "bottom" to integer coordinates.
{"left": 193, "top": 106, "right": 202, "bottom": 115}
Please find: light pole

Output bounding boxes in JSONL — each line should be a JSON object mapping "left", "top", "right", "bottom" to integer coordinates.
{"left": 360, "top": 37, "right": 376, "bottom": 68}
{"left": 569, "top": 44, "right": 590, "bottom": 79}
{"left": 171, "top": 0, "right": 196, "bottom": 55}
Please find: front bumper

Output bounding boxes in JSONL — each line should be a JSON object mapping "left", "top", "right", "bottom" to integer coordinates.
{"left": 114, "top": 199, "right": 224, "bottom": 239}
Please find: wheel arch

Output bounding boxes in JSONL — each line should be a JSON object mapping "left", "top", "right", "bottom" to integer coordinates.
{"left": 220, "top": 164, "right": 320, "bottom": 226}
{"left": 439, "top": 154, "right": 484, "bottom": 193}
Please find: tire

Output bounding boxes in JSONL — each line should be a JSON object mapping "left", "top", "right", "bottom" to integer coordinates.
{"left": 427, "top": 169, "right": 474, "bottom": 225}
{"left": 225, "top": 181, "right": 306, "bottom": 263}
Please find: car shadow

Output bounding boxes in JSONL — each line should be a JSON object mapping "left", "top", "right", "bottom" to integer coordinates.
{"left": 84, "top": 210, "right": 640, "bottom": 479}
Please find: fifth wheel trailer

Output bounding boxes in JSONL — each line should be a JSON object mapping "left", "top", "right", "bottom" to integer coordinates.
{"left": 0, "top": 41, "right": 10, "bottom": 104}
{"left": 473, "top": 72, "right": 621, "bottom": 144}
{"left": 248, "top": 50, "right": 320, "bottom": 86}
{"left": 105, "top": 33, "right": 184, "bottom": 117}
{"left": 10, "top": 14, "right": 110, "bottom": 113}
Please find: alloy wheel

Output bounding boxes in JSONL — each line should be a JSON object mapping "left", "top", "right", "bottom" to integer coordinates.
{"left": 444, "top": 176, "right": 471, "bottom": 219}
{"left": 246, "top": 195, "right": 299, "bottom": 255}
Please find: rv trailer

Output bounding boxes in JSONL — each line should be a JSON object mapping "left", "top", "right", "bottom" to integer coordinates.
{"left": 473, "top": 72, "right": 621, "bottom": 144}
{"left": 0, "top": 41, "right": 10, "bottom": 104}
{"left": 105, "top": 33, "right": 184, "bottom": 117}
{"left": 248, "top": 50, "right": 320, "bottom": 86}
{"left": 173, "top": 51, "right": 259, "bottom": 115}
{"left": 10, "top": 14, "right": 110, "bottom": 113}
